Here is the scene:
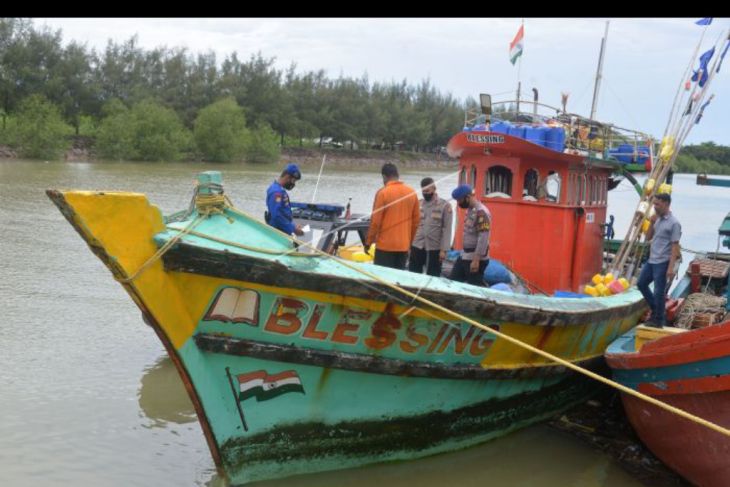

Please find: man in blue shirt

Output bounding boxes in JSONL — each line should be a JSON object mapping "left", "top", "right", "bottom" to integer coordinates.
{"left": 637, "top": 192, "right": 682, "bottom": 327}
{"left": 266, "top": 163, "right": 304, "bottom": 236}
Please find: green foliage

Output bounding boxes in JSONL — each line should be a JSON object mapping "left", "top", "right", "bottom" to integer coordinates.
{"left": 96, "top": 98, "right": 191, "bottom": 161}
{"left": 23, "top": 18, "right": 730, "bottom": 162}
{"left": 12, "top": 94, "right": 71, "bottom": 159}
{"left": 0, "top": 114, "right": 15, "bottom": 144}
{"left": 193, "top": 97, "right": 248, "bottom": 162}
{"left": 675, "top": 152, "right": 730, "bottom": 175}
{"left": 130, "top": 100, "right": 192, "bottom": 161}
{"left": 682, "top": 142, "right": 730, "bottom": 168}
{"left": 245, "top": 122, "right": 280, "bottom": 164}
{"left": 95, "top": 100, "right": 135, "bottom": 160}
{"left": 77, "top": 115, "right": 97, "bottom": 137}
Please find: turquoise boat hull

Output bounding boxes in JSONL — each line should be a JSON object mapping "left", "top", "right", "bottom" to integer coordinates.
{"left": 47, "top": 188, "right": 645, "bottom": 484}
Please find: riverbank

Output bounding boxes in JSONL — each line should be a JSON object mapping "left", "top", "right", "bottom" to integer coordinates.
{"left": 0, "top": 140, "right": 457, "bottom": 169}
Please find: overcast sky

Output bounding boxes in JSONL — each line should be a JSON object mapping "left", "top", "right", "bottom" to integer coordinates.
{"left": 35, "top": 17, "right": 730, "bottom": 145}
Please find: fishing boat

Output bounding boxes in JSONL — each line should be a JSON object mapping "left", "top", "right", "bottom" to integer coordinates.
{"left": 48, "top": 150, "right": 645, "bottom": 483}
{"left": 605, "top": 322, "right": 730, "bottom": 487}
{"left": 605, "top": 174, "right": 730, "bottom": 486}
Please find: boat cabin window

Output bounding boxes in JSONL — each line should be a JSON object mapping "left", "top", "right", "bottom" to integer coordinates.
{"left": 544, "top": 171, "right": 561, "bottom": 203}
{"left": 469, "top": 165, "right": 477, "bottom": 187}
{"left": 522, "top": 169, "right": 539, "bottom": 201}
{"left": 459, "top": 167, "right": 466, "bottom": 185}
{"left": 568, "top": 173, "right": 580, "bottom": 205}
{"left": 590, "top": 176, "right": 597, "bottom": 204}
{"left": 485, "top": 165, "right": 513, "bottom": 198}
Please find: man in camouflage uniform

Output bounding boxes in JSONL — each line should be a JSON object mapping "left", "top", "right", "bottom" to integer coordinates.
{"left": 450, "top": 184, "right": 491, "bottom": 286}
{"left": 409, "top": 177, "right": 453, "bottom": 277}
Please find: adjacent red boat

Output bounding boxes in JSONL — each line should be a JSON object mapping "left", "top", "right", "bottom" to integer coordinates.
{"left": 605, "top": 322, "right": 730, "bottom": 486}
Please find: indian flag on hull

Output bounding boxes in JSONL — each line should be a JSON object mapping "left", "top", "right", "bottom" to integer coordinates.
{"left": 509, "top": 24, "right": 524, "bottom": 65}
{"left": 237, "top": 370, "right": 305, "bottom": 402}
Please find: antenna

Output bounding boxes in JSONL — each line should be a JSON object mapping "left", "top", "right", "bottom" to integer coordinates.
{"left": 590, "top": 20, "right": 610, "bottom": 121}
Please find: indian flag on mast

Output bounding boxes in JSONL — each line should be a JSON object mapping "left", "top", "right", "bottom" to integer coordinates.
{"left": 509, "top": 24, "right": 524, "bottom": 65}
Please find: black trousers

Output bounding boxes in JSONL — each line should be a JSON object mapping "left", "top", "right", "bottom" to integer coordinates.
{"left": 408, "top": 247, "right": 442, "bottom": 277}
{"left": 450, "top": 257, "right": 488, "bottom": 286}
{"left": 374, "top": 249, "right": 408, "bottom": 270}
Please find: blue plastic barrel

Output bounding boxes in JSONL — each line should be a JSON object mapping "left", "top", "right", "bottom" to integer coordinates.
{"left": 525, "top": 126, "right": 548, "bottom": 147}
{"left": 507, "top": 124, "right": 526, "bottom": 139}
{"left": 491, "top": 121, "right": 508, "bottom": 134}
{"left": 483, "top": 259, "right": 512, "bottom": 285}
{"left": 609, "top": 143, "right": 634, "bottom": 164}
{"left": 545, "top": 127, "right": 566, "bottom": 152}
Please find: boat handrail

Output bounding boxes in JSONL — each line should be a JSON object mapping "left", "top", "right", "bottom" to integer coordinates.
{"left": 463, "top": 100, "right": 656, "bottom": 159}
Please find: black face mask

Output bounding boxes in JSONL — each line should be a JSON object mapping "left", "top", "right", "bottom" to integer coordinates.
{"left": 422, "top": 193, "right": 434, "bottom": 202}
{"left": 284, "top": 181, "right": 296, "bottom": 190}
{"left": 458, "top": 198, "right": 470, "bottom": 209}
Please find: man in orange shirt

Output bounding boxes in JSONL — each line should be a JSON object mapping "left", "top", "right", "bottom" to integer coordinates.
{"left": 365, "top": 163, "right": 420, "bottom": 270}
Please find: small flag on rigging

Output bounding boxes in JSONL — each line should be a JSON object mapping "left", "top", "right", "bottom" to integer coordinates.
{"left": 691, "top": 46, "right": 715, "bottom": 88}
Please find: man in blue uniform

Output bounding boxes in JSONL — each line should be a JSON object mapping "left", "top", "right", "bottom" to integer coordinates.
{"left": 450, "top": 184, "right": 491, "bottom": 286}
{"left": 266, "top": 163, "right": 304, "bottom": 237}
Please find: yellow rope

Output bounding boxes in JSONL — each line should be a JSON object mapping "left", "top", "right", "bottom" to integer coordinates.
{"left": 118, "top": 193, "right": 229, "bottom": 283}
{"left": 117, "top": 214, "right": 205, "bottom": 283}
{"left": 286, "top": 238, "right": 730, "bottom": 438}
{"left": 227, "top": 203, "right": 730, "bottom": 438}
{"left": 144, "top": 194, "right": 730, "bottom": 438}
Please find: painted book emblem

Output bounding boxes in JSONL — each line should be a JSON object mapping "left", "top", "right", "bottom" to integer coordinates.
{"left": 204, "top": 287, "right": 260, "bottom": 326}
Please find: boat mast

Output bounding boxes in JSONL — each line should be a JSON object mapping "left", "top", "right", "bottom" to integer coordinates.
{"left": 515, "top": 18, "right": 524, "bottom": 113}
{"left": 589, "top": 20, "right": 610, "bottom": 121}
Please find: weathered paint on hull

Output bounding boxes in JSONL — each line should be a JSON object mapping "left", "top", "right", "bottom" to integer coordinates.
{"left": 606, "top": 323, "right": 730, "bottom": 486}
{"left": 212, "top": 368, "right": 597, "bottom": 483}
{"left": 176, "top": 279, "right": 621, "bottom": 484}
{"left": 47, "top": 189, "right": 644, "bottom": 484}
{"left": 621, "top": 391, "right": 730, "bottom": 487}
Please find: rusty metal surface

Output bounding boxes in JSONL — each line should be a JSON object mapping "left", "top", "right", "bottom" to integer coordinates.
{"left": 194, "top": 333, "right": 606, "bottom": 380}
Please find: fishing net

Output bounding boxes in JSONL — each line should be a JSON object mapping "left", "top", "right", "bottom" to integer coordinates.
{"left": 675, "top": 292, "right": 728, "bottom": 329}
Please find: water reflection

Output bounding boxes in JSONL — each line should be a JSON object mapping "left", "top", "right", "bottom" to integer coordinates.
{"left": 138, "top": 355, "right": 197, "bottom": 427}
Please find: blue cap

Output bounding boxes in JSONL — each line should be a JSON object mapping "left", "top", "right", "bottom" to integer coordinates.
{"left": 284, "top": 163, "right": 301, "bottom": 180}
{"left": 452, "top": 184, "right": 473, "bottom": 200}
